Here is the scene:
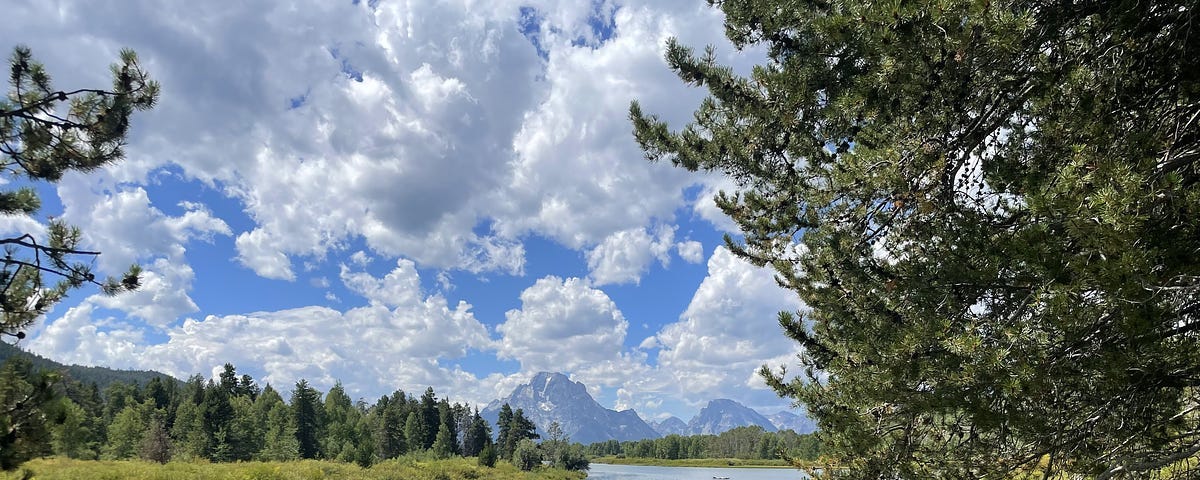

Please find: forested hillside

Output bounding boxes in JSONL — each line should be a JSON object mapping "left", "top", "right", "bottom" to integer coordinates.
{"left": 0, "top": 359, "right": 577, "bottom": 470}
{"left": 0, "top": 342, "right": 178, "bottom": 390}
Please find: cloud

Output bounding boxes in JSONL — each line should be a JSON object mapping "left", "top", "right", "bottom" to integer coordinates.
{"left": 496, "top": 276, "right": 648, "bottom": 388}
{"left": 586, "top": 225, "right": 674, "bottom": 286}
{"left": 650, "top": 246, "right": 805, "bottom": 410}
{"left": 31, "top": 257, "right": 496, "bottom": 403}
{"left": 676, "top": 240, "right": 704, "bottom": 264}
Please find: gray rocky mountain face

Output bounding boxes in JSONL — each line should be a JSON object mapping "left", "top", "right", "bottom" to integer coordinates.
{"left": 649, "top": 416, "right": 689, "bottom": 436}
{"left": 686, "top": 398, "right": 778, "bottom": 435}
{"left": 481, "top": 372, "right": 660, "bottom": 445}
{"left": 766, "top": 410, "right": 817, "bottom": 434}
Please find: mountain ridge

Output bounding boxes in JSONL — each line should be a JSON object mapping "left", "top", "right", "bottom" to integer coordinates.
{"left": 0, "top": 341, "right": 181, "bottom": 389}
{"left": 481, "top": 372, "right": 661, "bottom": 445}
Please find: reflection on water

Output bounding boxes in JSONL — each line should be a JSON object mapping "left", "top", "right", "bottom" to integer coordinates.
{"left": 587, "top": 463, "right": 808, "bottom": 480}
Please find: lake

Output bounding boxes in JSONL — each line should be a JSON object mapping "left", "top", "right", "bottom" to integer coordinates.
{"left": 587, "top": 463, "right": 809, "bottom": 480}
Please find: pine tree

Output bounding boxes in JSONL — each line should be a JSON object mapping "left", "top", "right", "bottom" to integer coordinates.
{"left": 0, "top": 357, "right": 54, "bottom": 470}
{"left": 138, "top": 412, "right": 171, "bottom": 464}
{"left": 49, "top": 398, "right": 91, "bottom": 459}
{"left": 374, "top": 392, "right": 408, "bottom": 459}
{"left": 103, "top": 401, "right": 149, "bottom": 459}
{"left": 462, "top": 408, "right": 491, "bottom": 457}
{"left": 478, "top": 442, "right": 498, "bottom": 468}
{"left": 321, "top": 381, "right": 357, "bottom": 460}
{"left": 505, "top": 408, "right": 539, "bottom": 462}
{"left": 291, "top": 379, "right": 323, "bottom": 459}
{"left": 260, "top": 402, "right": 299, "bottom": 461}
{"left": 403, "top": 411, "right": 425, "bottom": 453}
{"left": 631, "top": 0, "right": 1200, "bottom": 477}
{"left": 0, "top": 46, "right": 156, "bottom": 340}
{"left": 169, "top": 391, "right": 206, "bottom": 460}
{"left": 495, "top": 403, "right": 513, "bottom": 460}
{"left": 418, "top": 387, "right": 438, "bottom": 450}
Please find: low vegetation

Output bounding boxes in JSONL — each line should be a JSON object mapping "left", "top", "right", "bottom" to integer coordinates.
{"left": 2, "top": 456, "right": 587, "bottom": 480}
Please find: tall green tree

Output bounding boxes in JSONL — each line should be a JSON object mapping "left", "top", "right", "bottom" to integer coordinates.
{"left": 291, "top": 379, "right": 323, "bottom": 459}
{"left": 103, "top": 400, "right": 149, "bottom": 459}
{"left": 0, "top": 46, "right": 156, "bottom": 340}
{"left": 462, "top": 408, "right": 491, "bottom": 457}
{"left": 504, "top": 408, "right": 539, "bottom": 462}
{"left": 48, "top": 398, "right": 92, "bottom": 459}
{"left": 0, "top": 357, "right": 54, "bottom": 470}
{"left": 495, "top": 403, "right": 514, "bottom": 460}
{"left": 260, "top": 401, "right": 300, "bottom": 461}
{"left": 403, "top": 410, "right": 425, "bottom": 453}
{"left": 431, "top": 400, "right": 458, "bottom": 458}
{"left": 631, "top": 0, "right": 1200, "bottom": 478}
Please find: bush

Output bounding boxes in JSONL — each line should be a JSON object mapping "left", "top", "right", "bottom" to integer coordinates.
{"left": 513, "top": 439, "right": 541, "bottom": 472}
{"left": 554, "top": 444, "right": 589, "bottom": 472}
{"left": 477, "top": 443, "right": 497, "bottom": 468}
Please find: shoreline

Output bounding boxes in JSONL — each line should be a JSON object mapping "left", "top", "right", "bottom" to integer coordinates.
{"left": 590, "top": 458, "right": 797, "bottom": 469}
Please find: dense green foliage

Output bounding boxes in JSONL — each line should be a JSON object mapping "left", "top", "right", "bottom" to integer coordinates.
{"left": 586, "top": 426, "right": 820, "bottom": 463}
{"left": 0, "top": 343, "right": 178, "bottom": 391}
{"left": 0, "top": 45, "right": 157, "bottom": 472}
{"left": 632, "top": 0, "right": 1200, "bottom": 478}
{"left": 2, "top": 456, "right": 589, "bottom": 480}
{"left": 0, "top": 361, "right": 459, "bottom": 466}
{"left": 0, "top": 46, "right": 156, "bottom": 339}
{"left": 1, "top": 358, "right": 593, "bottom": 476}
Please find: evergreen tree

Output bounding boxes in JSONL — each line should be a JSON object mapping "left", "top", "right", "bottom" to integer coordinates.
{"left": 505, "top": 408, "right": 539, "bottom": 461}
{"left": 462, "top": 408, "right": 491, "bottom": 457}
{"left": 321, "top": 381, "right": 356, "bottom": 460}
{"left": 403, "top": 410, "right": 425, "bottom": 453}
{"left": 218, "top": 364, "right": 239, "bottom": 395}
{"left": 0, "top": 357, "right": 54, "bottom": 470}
{"left": 0, "top": 46, "right": 155, "bottom": 340}
{"left": 478, "top": 442, "right": 498, "bottom": 468}
{"left": 374, "top": 392, "right": 408, "bottom": 459}
{"left": 418, "top": 387, "right": 438, "bottom": 450}
{"left": 260, "top": 401, "right": 300, "bottom": 461}
{"left": 49, "top": 398, "right": 92, "bottom": 459}
{"left": 291, "top": 379, "right": 323, "bottom": 459}
{"left": 228, "top": 394, "right": 259, "bottom": 461}
{"left": 138, "top": 411, "right": 171, "bottom": 464}
{"left": 631, "top": 0, "right": 1200, "bottom": 477}
{"left": 103, "top": 401, "right": 149, "bottom": 459}
{"left": 495, "top": 403, "right": 514, "bottom": 460}
{"left": 170, "top": 391, "right": 206, "bottom": 460}
{"left": 202, "top": 379, "right": 235, "bottom": 461}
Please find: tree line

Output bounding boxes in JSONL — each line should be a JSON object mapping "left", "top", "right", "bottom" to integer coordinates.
{"left": 1, "top": 358, "right": 584, "bottom": 471}
{"left": 585, "top": 426, "right": 820, "bottom": 462}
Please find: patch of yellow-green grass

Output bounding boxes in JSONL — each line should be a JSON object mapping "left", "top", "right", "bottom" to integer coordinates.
{"left": 3, "top": 456, "right": 587, "bottom": 480}
{"left": 591, "top": 456, "right": 797, "bottom": 468}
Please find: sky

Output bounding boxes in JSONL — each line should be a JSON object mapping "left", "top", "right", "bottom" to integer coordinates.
{"left": 0, "top": 0, "right": 808, "bottom": 422}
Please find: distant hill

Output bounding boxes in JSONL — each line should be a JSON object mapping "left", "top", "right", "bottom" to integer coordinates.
{"left": 0, "top": 341, "right": 181, "bottom": 389}
{"left": 687, "top": 398, "right": 778, "bottom": 435}
{"left": 650, "top": 416, "right": 689, "bottom": 436}
{"left": 482, "top": 372, "right": 661, "bottom": 444}
{"left": 767, "top": 410, "right": 817, "bottom": 434}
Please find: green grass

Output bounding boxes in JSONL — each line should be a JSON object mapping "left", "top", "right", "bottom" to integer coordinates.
{"left": 590, "top": 456, "right": 796, "bottom": 468}
{"left": 3, "top": 456, "right": 588, "bottom": 480}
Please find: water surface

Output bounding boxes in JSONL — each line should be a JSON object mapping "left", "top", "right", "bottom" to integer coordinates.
{"left": 587, "top": 463, "right": 808, "bottom": 480}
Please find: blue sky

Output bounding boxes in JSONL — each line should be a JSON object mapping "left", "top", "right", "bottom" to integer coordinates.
{"left": 0, "top": 0, "right": 805, "bottom": 422}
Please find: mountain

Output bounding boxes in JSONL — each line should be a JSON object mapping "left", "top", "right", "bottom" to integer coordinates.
{"left": 481, "top": 372, "right": 660, "bottom": 444}
{"left": 767, "top": 410, "right": 817, "bottom": 434}
{"left": 687, "top": 398, "right": 778, "bottom": 435}
{"left": 650, "top": 416, "right": 689, "bottom": 436}
{"left": 0, "top": 341, "right": 180, "bottom": 389}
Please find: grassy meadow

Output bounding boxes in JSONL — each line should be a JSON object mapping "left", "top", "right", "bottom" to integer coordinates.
{"left": 2, "top": 457, "right": 588, "bottom": 480}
